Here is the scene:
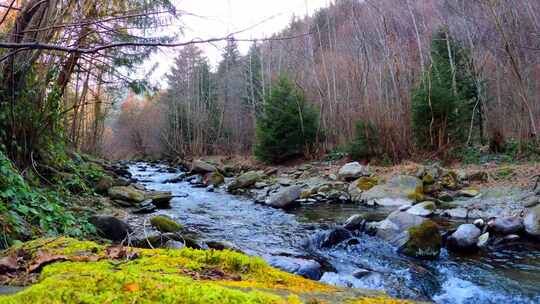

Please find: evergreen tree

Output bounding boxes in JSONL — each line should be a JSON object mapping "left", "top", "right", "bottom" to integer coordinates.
{"left": 412, "top": 28, "right": 477, "bottom": 150}
{"left": 254, "top": 76, "right": 318, "bottom": 163}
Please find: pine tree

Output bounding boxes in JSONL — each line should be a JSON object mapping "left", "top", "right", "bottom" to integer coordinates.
{"left": 412, "top": 28, "right": 477, "bottom": 150}
{"left": 254, "top": 76, "right": 318, "bottom": 163}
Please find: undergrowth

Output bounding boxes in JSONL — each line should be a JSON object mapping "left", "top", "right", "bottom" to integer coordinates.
{"left": 0, "top": 149, "right": 97, "bottom": 249}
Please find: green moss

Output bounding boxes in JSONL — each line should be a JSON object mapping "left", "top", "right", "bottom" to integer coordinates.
{"left": 355, "top": 177, "right": 379, "bottom": 191}
{"left": 150, "top": 216, "right": 183, "bottom": 233}
{"left": 422, "top": 174, "right": 434, "bottom": 185}
{"left": 400, "top": 220, "right": 441, "bottom": 260}
{"left": 0, "top": 238, "right": 413, "bottom": 304}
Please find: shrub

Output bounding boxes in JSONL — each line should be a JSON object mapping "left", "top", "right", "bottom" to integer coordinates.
{"left": 348, "top": 120, "right": 378, "bottom": 160}
{"left": 254, "top": 76, "right": 318, "bottom": 163}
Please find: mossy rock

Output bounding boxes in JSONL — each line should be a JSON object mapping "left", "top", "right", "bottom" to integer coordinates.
{"left": 399, "top": 220, "right": 441, "bottom": 260}
{"left": 440, "top": 171, "right": 459, "bottom": 190}
{"left": 108, "top": 186, "right": 145, "bottom": 203}
{"left": 355, "top": 177, "right": 379, "bottom": 191}
{"left": 0, "top": 237, "right": 415, "bottom": 304}
{"left": 94, "top": 175, "right": 114, "bottom": 194}
{"left": 150, "top": 215, "right": 183, "bottom": 233}
{"left": 204, "top": 171, "right": 225, "bottom": 186}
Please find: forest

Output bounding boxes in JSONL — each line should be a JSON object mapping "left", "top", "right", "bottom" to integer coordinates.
{"left": 0, "top": 1, "right": 539, "bottom": 304}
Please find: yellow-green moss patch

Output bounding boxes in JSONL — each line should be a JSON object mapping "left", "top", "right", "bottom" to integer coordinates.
{"left": 0, "top": 238, "right": 416, "bottom": 304}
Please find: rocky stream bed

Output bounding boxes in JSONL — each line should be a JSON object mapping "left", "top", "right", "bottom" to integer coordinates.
{"left": 91, "top": 159, "right": 540, "bottom": 304}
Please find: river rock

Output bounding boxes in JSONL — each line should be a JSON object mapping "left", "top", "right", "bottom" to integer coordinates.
{"left": 338, "top": 162, "right": 369, "bottom": 181}
{"left": 133, "top": 200, "right": 156, "bottom": 214}
{"left": 348, "top": 177, "right": 379, "bottom": 202}
{"left": 164, "top": 240, "right": 185, "bottom": 249}
{"left": 442, "top": 207, "right": 468, "bottom": 219}
{"left": 205, "top": 240, "right": 240, "bottom": 252}
{"left": 376, "top": 211, "right": 426, "bottom": 243}
{"left": 524, "top": 205, "right": 540, "bottom": 237}
{"left": 265, "top": 185, "right": 303, "bottom": 209}
{"left": 107, "top": 186, "right": 145, "bottom": 203}
{"left": 398, "top": 220, "right": 441, "bottom": 260}
{"left": 458, "top": 188, "right": 480, "bottom": 198}
{"left": 473, "top": 218, "right": 485, "bottom": 228}
{"left": 361, "top": 175, "right": 423, "bottom": 207}
{"left": 95, "top": 175, "right": 114, "bottom": 194}
{"left": 145, "top": 191, "right": 173, "bottom": 208}
{"left": 150, "top": 215, "right": 182, "bottom": 233}
{"left": 190, "top": 160, "right": 217, "bottom": 174}
{"left": 447, "top": 224, "right": 481, "bottom": 252}
{"left": 89, "top": 216, "right": 131, "bottom": 242}
{"left": 406, "top": 201, "right": 436, "bottom": 217}
{"left": 477, "top": 232, "right": 490, "bottom": 248}
{"left": 343, "top": 214, "right": 366, "bottom": 231}
{"left": 488, "top": 216, "right": 524, "bottom": 235}
{"left": 320, "top": 227, "right": 352, "bottom": 248}
{"left": 203, "top": 171, "right": 224, "bottom": 186}
{"left": 227, "top": 171, "right": 264, "bottom": 191}
{"left": 266, "top": 256, "right": 322, "bottom": 280}
{"left": 523, "top": 195, "right": 540, "bottom": 208}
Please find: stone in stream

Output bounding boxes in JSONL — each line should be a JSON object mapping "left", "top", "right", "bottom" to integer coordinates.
{"left": 343, "top": 214, "right": 366, "bottom": 231}
{"left": 446, "top": 224, "right": 482, "bottom": 252}
{"left": 488, "top": 216, "right": 524, "bottom": 235}
{"left": 133, "top": 200, "right": 156, "bottom": 214}
{"left": 265, "top": 185, "right": 303, "bottom": 209}
{"left": 476, "top": 232, "right": 490, "bottom": 248}
{"left": 406, "top": 201, "right": 436, "bottom": 217}
{"left": 457, "top": 188, "right": 481, "bottom": 198}
{"left": 89, "top": 216, "right": 132, "bottom": 242}
{"left": 398, "top": 220, "right": 442, "bottom": 260}
{"left": 337, "top": 162, "right": 369, "bottom": 181}
{"left": 266, "top": 256, "right": 322, "bottom": 280}
{"left": 145, "top": 191, "right": 173, "bottom": 209}
{"left": 150, "top": 215, "right": 183, "bottom": 233}
{"left": 360, "top": 175, "right": 424, "bottom": 207}
{"left": 227, "top": 171, "right": 264, "bottom": 192}
{"left": 94, "top": 175, "right": 114, "bottom": 194}
{"left": 524, "top": 205, "right": 540, "bottom": 237}
{"left": 320, "top": 227, "right": 353, "bottom": 248}
{"left": 190, "top": 160, "right": 217, "bottom": 174}
{"left": 375, "top": 211, "right": 428, "bottom": 248}
{"left": 107, "top": 186, "right": 145, "bottom": 204}
{"left": 203, "top": 171, "right": 225, "bottom": 186}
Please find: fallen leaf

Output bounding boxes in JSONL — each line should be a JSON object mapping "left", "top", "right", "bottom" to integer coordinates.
{"left": 27, "top": 251, "right": 67, "bottom": 273}
{"left": 106, "top": 246, "right": 138, "bottom": 260}
{"left": 123, "top": 283, "right": 139, "bottom": 292}
{"left": 0, "top": 256, "right": 18, "bottom": 274}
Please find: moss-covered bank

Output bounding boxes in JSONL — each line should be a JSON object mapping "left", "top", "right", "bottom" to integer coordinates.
{"left": 0, "top": 237, "right": 414, "bottom": 304}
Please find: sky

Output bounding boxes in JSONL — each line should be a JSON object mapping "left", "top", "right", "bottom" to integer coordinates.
{"left": 145, "top": 0, "right": 329, "bottom": 85}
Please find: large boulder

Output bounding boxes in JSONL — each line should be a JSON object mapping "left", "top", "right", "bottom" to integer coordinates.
{"left": 361, "top": 175, "right": 423, "bottom": 207}
{"left": 265, "top": 185, "right": 303, "bottom": 209}
{"left": 227, "top": 171, "right": 264, "bottom": 192}
{"left": 89, "top": 216, "right": 131, "bottom": 242}
{"left": 338, "top": 162, "right": 369, "bottom": 181}
{"left": 524, "top": 205, "right": 540, "bottom": 237}
{"left": 190, "top": 160, "right": 217, "bottom": 174}
{"left": 399, "top": 220, "right": 441, "bottom": 260}
{"left": 108, "top": 186, "right": 145, "bottom": 203}
{"left": 145, "top": 191, "right": 173, "bottom": 209}
{"left": 150, "top": 215, "right": 183, "bottom": 233}
{"left": 95, "top": 175, "right": 114, "bottom": 194}
{"left": 447, "top": 224, "right": 481, "bottom": 252}
{"left": 375, "top": 211, "right": 426, "bottom": 242}
{"left": 348, "top": 177, "right": 379, "bottom": 202}
{"left": 488, "top": 216, "right": 524, "bottom": 235}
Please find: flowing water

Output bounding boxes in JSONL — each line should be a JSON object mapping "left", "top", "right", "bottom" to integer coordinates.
{"left": 130, "top": 163, "right": 540, "bottom": 304}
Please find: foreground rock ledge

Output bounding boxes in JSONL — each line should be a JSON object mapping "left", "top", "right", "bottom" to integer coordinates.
{"left": 0, "top": 238, "right": 416, "bottom": 304}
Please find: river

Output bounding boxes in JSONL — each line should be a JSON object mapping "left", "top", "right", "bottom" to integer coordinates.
{"left": 129, "top": 162, "right": 540, "bottom": 304}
